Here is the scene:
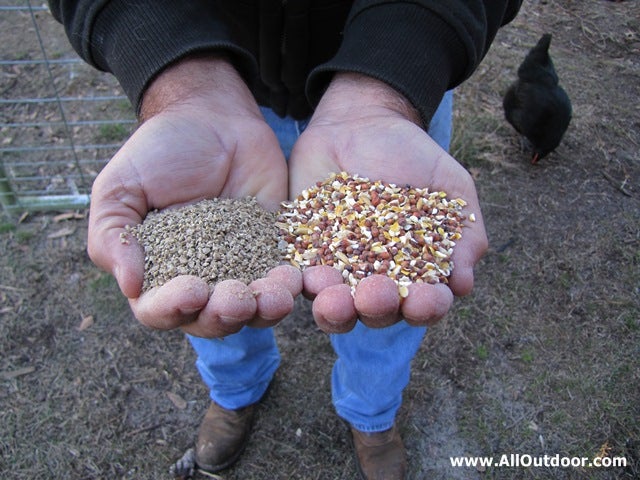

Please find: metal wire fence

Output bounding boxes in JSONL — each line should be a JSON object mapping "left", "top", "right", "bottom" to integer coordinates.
{"left": 1, "top": 1, "right": 136, "bottom": 214}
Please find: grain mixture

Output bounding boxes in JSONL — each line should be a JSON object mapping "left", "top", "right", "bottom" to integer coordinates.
{"left": 126, "top": 197, "right": 282, "bottom": 292}
{"left": 278, "top": 172, "right": 473, "bottom": 296}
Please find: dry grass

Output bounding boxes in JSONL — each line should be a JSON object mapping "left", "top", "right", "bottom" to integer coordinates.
{"left": 1, "top": 1, "right": 639, "bottom": 479}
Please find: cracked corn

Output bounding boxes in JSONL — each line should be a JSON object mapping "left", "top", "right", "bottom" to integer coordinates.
{"left": 278, "top": 172, "right": 473, "bottom": 295}
{"left": 126, "top": 197, "right": 282, "bottom": 292}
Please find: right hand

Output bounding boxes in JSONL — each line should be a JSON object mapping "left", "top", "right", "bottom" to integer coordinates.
{"left": 289, "top": 73, "right": 488, "bottom": 333}
{"left": 87, "top": 55, "right": 302, "bottom": 338}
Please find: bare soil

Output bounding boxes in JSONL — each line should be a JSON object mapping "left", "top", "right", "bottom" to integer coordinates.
{"left": 1, "top": 1, "right": 639, "bottom": 479}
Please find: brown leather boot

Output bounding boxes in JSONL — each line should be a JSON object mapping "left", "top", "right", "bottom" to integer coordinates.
{"left": 350, "top": 424, "right": 407, "bottom": 480}
{"left": 194, "top": 401, "right": 257, "bottom": 473}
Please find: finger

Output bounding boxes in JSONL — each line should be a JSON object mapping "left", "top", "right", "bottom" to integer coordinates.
{"left": 448, "top": 208, "right": 488, "bottom": 296}
{"left": 429, "top": 159, "right": 488, "bottom": 297}
{"left": 266, "top": 264, "right": 303, "bottom": 297}
{"left": 302, "top": 265, "right": 344, "bottom": 299}
{"left": 401, "top": 282, "right": 453, "bottom": 327}
{"left": 90, "top": 215, "right": 146, "bottom": 299}
{"left": 353, "top": 275, "right": 401, "bottom": 328}
{"left": 129, "top": 275, "right": 210, "bottom": 329}
{"left": 182, "top": 279, "right": 257, "bottom": 338}
{"left": 247, "top": 278, "right": 294, "bottom": 328}
{"left": 88, "top": 163, "right": 148, "bottom": 299}
{"left": 311, "top": 284, "right": 358, "bottom": 333}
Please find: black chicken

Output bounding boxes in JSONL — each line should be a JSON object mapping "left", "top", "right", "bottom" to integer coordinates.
{"left": 503, "top": 34, "right": 572, "bottom": 164}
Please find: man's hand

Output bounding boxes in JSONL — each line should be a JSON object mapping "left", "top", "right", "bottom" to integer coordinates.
{"left": 88, "top": 55, "right": 301, "bottom": 337}
{"left": 289, "top": 73, "right": 488, "bottom": 333}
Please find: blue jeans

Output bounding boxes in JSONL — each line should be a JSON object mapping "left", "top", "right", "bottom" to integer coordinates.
{"left": 188, "top": 91, "right": 454, "bottom": 432}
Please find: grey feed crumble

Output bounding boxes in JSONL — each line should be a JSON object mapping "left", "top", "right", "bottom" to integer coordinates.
{"left": 125, "top": 197, "right": 282, "bottom": 292}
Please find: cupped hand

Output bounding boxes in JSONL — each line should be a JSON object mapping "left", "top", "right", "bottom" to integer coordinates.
{"left": 87, "top": 56, "right": 302, "bottom": 337}
{"left": 289, "top": 73, "right": 488, "bottom": 333}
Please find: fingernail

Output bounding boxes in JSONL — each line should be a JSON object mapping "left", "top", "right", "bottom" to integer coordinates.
{"left": 220, "top": 316, "right": 243, "bottom": 325}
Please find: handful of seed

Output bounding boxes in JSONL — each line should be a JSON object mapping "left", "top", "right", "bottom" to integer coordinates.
{"left": 278, "top": 172, "right": 474, "bottom": 296}
{"left": 125, "top": 197, "right": 282, "bottom": 292}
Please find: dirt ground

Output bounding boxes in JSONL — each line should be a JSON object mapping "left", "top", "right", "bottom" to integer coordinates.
{"left": 1, "top": 1, "right": 639, "bottom": 479}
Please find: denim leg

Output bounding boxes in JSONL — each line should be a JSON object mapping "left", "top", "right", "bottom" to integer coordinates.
{"left": 259, "top": 107, "right": 309, "bottom": 160}
{"left": 330, "top": 322, "right": 427, "bottom": 432}
{"left": 187, "top": 109, "right": 306, "bottom": 409}
{"left": 330, "top": 91, "right": 454, "bottom": 431}
{"left": 188, "top": 328, "right": 280, "bottom": 409}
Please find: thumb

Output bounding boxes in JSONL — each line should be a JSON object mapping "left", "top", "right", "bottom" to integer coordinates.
{"left": 448, "top": 209, "right": 488, "bottom": 296}
{"left": 88, "top": 205, "right": 146, "bottom": 299}
{"left": 87, "top": 165, "right": 148, "bottom": 299}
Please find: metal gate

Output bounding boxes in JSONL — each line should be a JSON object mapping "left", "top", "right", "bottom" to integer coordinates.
{"left": 1, "top": 2, "right": 136, "bottom": 214}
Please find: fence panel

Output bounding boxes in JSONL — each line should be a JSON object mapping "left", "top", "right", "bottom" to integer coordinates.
{"left": 0, "top": 1, "right": 136, "bottom": 213}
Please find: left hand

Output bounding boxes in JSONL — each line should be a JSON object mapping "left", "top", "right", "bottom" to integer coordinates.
{"left": 288, "top": 73, "right": 488, "bottom": 333}
{"left": 87, "top": 55, "right": 302, "bottom": 338}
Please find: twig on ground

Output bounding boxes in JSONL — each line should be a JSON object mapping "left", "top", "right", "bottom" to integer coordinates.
{"left": 123, "top": 423, "right": 162, "bottom": 438}
{"left": 602, "top": 171, "right": 633, "bottom": 197}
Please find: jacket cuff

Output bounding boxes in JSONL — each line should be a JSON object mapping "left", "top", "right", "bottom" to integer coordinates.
{"left": 89, "top": 1, "right": 256, "bottom": 114}
{"left": 306, "top": 3, "right": 466, "bottom": 127}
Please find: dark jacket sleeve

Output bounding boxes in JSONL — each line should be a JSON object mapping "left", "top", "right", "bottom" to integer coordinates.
{"left": 48, "top": 1, "right": 522, "bottom": 124}
{"left": 48, "top": 0, "right": 257, "bottom": 115}
{"left": 307, "top": 0, "right": 522, "bottom": 126}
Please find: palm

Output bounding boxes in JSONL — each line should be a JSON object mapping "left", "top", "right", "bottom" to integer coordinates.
{"left": 100, "top": 107, "right": 287, "bottom": 213}
{"left": 290, "top": 114, "right": 461, "bottom": 194}
{"left": 289, "top": 113, "right": 488, "bottom": 332}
